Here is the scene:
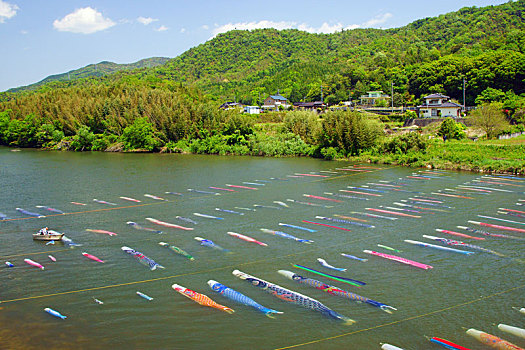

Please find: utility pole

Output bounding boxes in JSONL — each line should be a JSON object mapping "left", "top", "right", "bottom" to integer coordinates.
{"left": 463, "top": 77, "right": 466, "bottom": 112}
{"left": 391, "top": 81, "right": 394, "bottom": 113}
{"left": 321, "top": 84, "right": 323, "bottom": 103}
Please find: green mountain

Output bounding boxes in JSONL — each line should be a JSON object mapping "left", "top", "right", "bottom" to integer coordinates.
{"left": 2, "top": 1, "right": 525, "bottom": 106}
{"left": 8, "top": 57, "right": 170, "bottom": 93}
{"left": 135, "top": 0, "right": 524, "bottom": 104}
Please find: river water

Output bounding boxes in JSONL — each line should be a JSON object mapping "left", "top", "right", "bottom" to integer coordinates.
{"left": 0, "top": 148, "right": 523, "bottom": 349}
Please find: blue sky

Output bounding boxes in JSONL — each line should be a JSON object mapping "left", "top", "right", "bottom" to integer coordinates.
{"left": 0, "top": 0, "right": 508, "bottom": 91}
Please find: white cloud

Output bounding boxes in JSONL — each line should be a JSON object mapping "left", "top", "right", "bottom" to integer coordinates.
{"left": 137, "top": 16, "right": 157, "bottom": 25}
{"left": 297, "top": 22, "right": 352, "bottom": 34}
{"left": 180, "top": 27, "right": 186, "bottom": 33}
{"left": 211, "top": 20, "right": 295, "bottom": 37}
{"left": 362, "top": 13, "right": 393, "bottom": 28}
{"left": 53, "top": 7, "right": 115, "bottom": 34}
{"left": 0, "top": 0, "right": 18, "bottom": 23}
{"left": 155, "top": 25, "right": 168, "bottom": 32}
{"left": 210, "top": 13, "right": 393, "bottom": 38}
{"left": 20, "top": 29, "right": 27, "bottom": 34}
{"left": 201, "top": 24, "right": 209, "bottom": 30}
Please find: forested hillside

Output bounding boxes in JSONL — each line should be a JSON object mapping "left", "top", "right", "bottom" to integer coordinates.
{"left": 140, "top": 0, "right": 525, "bottom": 104}
{"left": 8, "top": 57, "right": 170, "bottom": 93}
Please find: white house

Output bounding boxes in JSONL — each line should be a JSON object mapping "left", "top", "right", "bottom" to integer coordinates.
{"left": 244, "top": 106, "right": 260, "bottom": 114}
{"left": 418, "top": 93, "right": 462, "bottom": 118}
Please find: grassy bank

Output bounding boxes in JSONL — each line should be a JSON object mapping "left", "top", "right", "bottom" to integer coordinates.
{"left": 355, "top": 135, "right": 525, "bottom": 174}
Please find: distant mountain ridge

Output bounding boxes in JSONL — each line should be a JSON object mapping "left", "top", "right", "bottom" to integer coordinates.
{"left": 8, "top": 57, "right": 170, "bottom": 92}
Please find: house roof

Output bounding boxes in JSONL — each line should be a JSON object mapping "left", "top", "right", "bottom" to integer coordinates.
{"left": 269, "top": 94, "right": 288, "bottom": 101}
{"left": 418, "top": 102, "right": 462, "bottom": 108}
{"left": 219, "top": 102, "right": 243, "bottom": 109}
{"left": 294, "top": 101, "right": 324, "bottom": 108}
{"left": 440, "top": 102, "right": 462, "bottom": 108}
{"left": 424, "top": 93, "right": 450, "bottom": 99}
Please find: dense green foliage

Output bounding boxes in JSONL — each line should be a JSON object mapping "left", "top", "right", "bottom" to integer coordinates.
{"left": 318, "top": 111, "right": 383, "bottom": 156}
{"left": 437, "top": 117, "right": 466, "bottom": 141}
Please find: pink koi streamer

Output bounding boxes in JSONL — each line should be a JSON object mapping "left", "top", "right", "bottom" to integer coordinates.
{"left": 86, "top": 229, "right": 118, "bottom": 236}
{"left": 146, "top": 217, "right": 194, "bottom": 231}
{"left": 363, "top": 250, "right": 432, "bottom": 270}
{"left": 82, "top": 252, "right": 105, "bottom": 263}
{"left": 227, "top": 232, "right": 267, "bottom": 246}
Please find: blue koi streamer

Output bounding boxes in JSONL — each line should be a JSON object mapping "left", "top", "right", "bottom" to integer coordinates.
{"left": 317, "top": 258, "right": 346, "bottom": 271}
{"left": 121, "top": 246, "right": 164, "bottom": 270}
{"left": 16, "top": 207, "right": 45, "bottom": 218}
{"left": 341, "top": 253, "right": 368, "bottom": 262}
{"left": 260, "top": 228, "right": 313, "bottom": 244}
{"left": 195, "top": 237, "right": 229, "bottom": 252}
{"left": 215, "top": 208, "right": 244, "bottom": 215}
{"left": 232, "top": 270, "right": 355, "bottom": 324}
{"left": 278, "top": 223, "right": 316, "bottom": 232}
{"left": 207, "top": 280, "right": 282, "bottom": 316}
{"left": 278, "top": 270, "right": 396, "bottom": 313}
{"left": 0, "top": 212, "right": 10, "bottom": 220}
{"left": 315, "top": 216, "right": 375, "bottom": 228}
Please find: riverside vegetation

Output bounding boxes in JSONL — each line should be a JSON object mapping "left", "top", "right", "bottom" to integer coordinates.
{"left": 0, "top": 1, "right": 524, "bottom": 173}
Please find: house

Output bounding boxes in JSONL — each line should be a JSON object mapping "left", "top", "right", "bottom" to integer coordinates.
{"left": 359, "top": 91, "right": 390, "bottom": 106}
{"left": 263, "top": 94, "right": 290, "bottom": 109}
{"left": 219, "top": 101, "right": 244, "bottom": 110}
{"left": 417, "top": 93, "right": 462, "bottom": 118}
{"left": 294, "top": 101, "right": 325, "bottom": 110}
{"left": 243, "top": 106, "right": 260, "bottom": 114}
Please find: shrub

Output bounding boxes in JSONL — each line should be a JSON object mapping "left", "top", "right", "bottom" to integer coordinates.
{"left": 404, "top": 110, "right": 417, "bottom": 120}
{"left": 249, "top": 132, "right": 314, "bottom": 157}
{"left": 320, "top": 147, "right": 340, "bottom": 160}
{"left": 70, "top": 125, "right": 95, "bottom": 151}
{"left": 121, "top": 117, "right": 163, "bottom": 151}
{"left": 319, "top": 111, "right": 383, "bottom": 156}
{"left": 380, "top": 132, "right": 428, "bottom": 154}
{"left": 469, "top": 102, "right": 509, "bottom": 139}
{"left": 283, "top": 110, "right": 321, "bottom": 144}
{"left": 437, "top": 117, "right": 466, "bottom": 141}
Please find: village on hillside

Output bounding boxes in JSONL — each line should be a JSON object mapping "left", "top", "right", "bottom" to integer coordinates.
{"left": 220, "top": 90, "right": 466, "bottom": 121}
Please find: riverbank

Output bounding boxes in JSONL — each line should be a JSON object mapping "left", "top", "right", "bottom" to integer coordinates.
{"left": 353, "top": 135, "right": 525, "bottom": 174}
